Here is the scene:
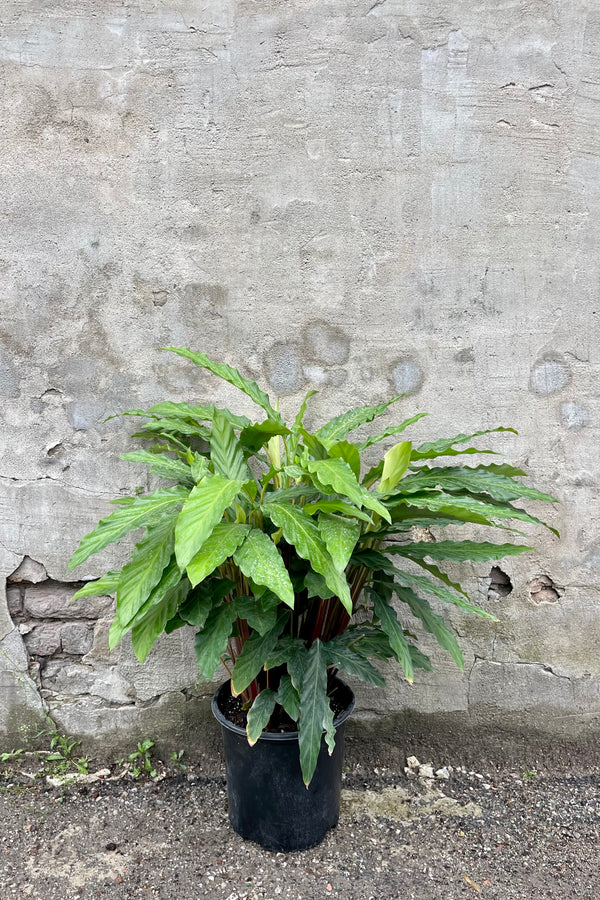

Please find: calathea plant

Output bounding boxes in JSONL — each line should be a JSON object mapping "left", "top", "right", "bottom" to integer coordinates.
{"left": 69, "top": 348, "right": 556, "bottom": 785}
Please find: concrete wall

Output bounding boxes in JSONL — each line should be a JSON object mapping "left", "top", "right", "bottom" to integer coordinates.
{"left": 1, "top": 0, "right": 598, "bottom": 753}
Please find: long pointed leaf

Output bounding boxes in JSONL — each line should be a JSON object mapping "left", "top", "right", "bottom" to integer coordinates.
{"left": 316, "top": 396, "right": 401, "bottom": 446}
{"left": 395, "top": 585, "right": 464, "bottom": 669}
{"left": 318, "top": 513, "right": 361, "bottom": 572}
{"left": 298, "top": 640, "right": 329, "bottom": 786}
{"left": 109, "top": 557, "right": 185, "bottom": 650}
{"left": 121, "top": 450, "right": 194, "bottom": 486}
{"left": 231, "top": 616, "right": 287, "bottom": 695}
{"left": 411, "top": 428, "right": 516, "bottom": 461}
{"left": 194, "top": 604, "right": 238, "bottom": 679}
{"left": 233, "top": 529, "right": 295, "bottom": 608}
{"left": 385, "top": 540, "right": 533, "bottom": 564}
{"left": 164, "top": 347, "right": 283, "bottom": 424}
{"left": 68, "top": 486, "right": 188, "bottom": 572}
{"left": 357, "top": 413, "right": 429, "bottom": 450}
{"left": 210, "top": 409, "right": 251, "bottom": 481}
{"left": 324, "top": 636, "right": 386, "bottom": 687}
{"left": 389, "top": 490, "right": 553, "bottom": 533}
{"left": 175, "top": 475, "right": 243, "bottom": 569}
{"left": 246, "top": 690, "right": 277, "bottom": 745}
{"left": 73, "top": 571, "right": 120, "bottom": 600}
{"left": 115, "top": 513, "right": 178, "bottom": 631}
{"left": 400, "top": 465, "right": 558, "bottom": 503}
{"left": 276, "top": 674, "right": 300, "bottom": 722}
{"left": 186, "top": 523, "right": 251, "bottom": 587}
{"left": 131, "top": 579, "right": 188, "bottom": 663}
{"left": 304, "top": 499, "right": 372, "bottom": 524}
{"left": 265, "top": 503, "right": 352, "bottom": 614}
{"left": 308, "top": 458, "right": 391, "bottom": 523}
{"left": 370, "top": 586, "right": 414, "bottom": 682}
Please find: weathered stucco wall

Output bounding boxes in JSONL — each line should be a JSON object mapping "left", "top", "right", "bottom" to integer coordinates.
{"left": 1, "top": 0, "right": 598, "bottom": 753}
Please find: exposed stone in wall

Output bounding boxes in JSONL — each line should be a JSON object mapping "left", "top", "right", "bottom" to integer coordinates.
{"left": 6, "top": 564, "right": 128, "bottom": 708}
{"left": 529, "top": 575, "right": 561, "bottom": 605}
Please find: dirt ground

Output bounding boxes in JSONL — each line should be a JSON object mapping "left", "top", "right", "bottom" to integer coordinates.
{"left": 1, "top": 735, "right": 599, "bottom": 900}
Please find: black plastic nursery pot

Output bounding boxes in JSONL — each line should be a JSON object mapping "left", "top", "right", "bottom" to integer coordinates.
{"left": 212, "top": 679, "right": 355, "bottom": 852}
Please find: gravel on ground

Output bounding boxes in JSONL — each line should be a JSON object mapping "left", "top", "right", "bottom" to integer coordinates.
{"left": 1, "top": 745, "right": 599, "bottom": 900}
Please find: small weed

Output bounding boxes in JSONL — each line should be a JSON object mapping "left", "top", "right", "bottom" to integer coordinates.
{"left": 122, "top": 739, "right": 157, "bottom": 779}
{"left": 170, "top": 750, "right": 186, "bottom": 773}
{"left": 1, "top": 749, "right": 24, "bottom": 763}
{"left": 522, "top": 769, "right": 537, "bottom": 781}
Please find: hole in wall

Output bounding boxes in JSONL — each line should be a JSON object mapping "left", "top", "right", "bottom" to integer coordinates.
{"left": 486, "top": 566, "right": 513, "bottom": 601}
{"left": 529, "top": 574, "right": 561, "bottom": 604}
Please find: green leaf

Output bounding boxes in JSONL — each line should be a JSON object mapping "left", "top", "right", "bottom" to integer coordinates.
{"left": 210, "top": 409, "right": 251, "bottom": 482}
{"left": 233, "top": 529, "right": 295, "bottom": 608}
{"left": 410, "top": 645, "right": 433, "bottom": 671}
{"left": 388, "top": 501, "right": 496, "bottom": 530}
{"left": 175, "top": 475, "right": 243, "bottom": 569}
{"left": 316, "top": 396, "right": 401, "bottom": 446}
{"left": 194, "top": 604, "right": 238, "bottom": 680}
{"left": 145, "top": 401, "right": 250, "bottom": 430}
{"left": 122, "top": 400, "right": 212, "bottom": 422}
{"left": 121, "top": 450, "right": 194, "bottom": 486}
{"left": 262, "top": 484, "right": 321, "bottom": 505}
{"left": 370, "top": 586, "right": 414, "bottom": 683}
{"left": 72, "top": 571, "right": 120, "bottom": 600}
{"left": 239, "top": 420, "right": 291, "bottom": 453}
{"left": 263, "top": 636, "right": 306, "bottom": 672}
{"left": 411, "top": 559, "right": 470, "bottom": 599}
{"left": 186, "top": 523, "right": 251, "bottom": 587}
{"left": 294, "top": 390, "right": 318, "bottom": 431}
{"left": 303, "top": 499, "right": 372, "bottom": 524}
{"left": 191, "top": 454, "right": 209, "bottom": 482}
{"left": 357, "top": 413, "right": 429, "bottom": 450}
{"left": 399, "top": 465, "right": 558, "bottom": 504}
{"left": 385, "top": 540, "right": 533, "bottom": 564}
{"left": 304, "top": 570, "right": 334, "bottom": 599}
{"left": 231, "top": 616, "right": 287, "bottom": 695}
{"left": 109, "top": 557, "right": 185, "bottom": 650}
{"left": 324, "top": 637, "right": 386, "bottom": 688}
{"left": 317, "top": 513, "right": 361, "bottom": 572}
{"left": 178, "top": 589, "right": 214, "bottom": 628}
{"left": 246, "top": 690, "right": 277, "bottom": 746}
{"left": 336, "top": 626, "right": 395, "bottom": 660}
{"left": 276, "top": 674, "right": 300, "bottom": 722}
{"left": 139, "top": 418, "right": 211, "bottom": 439}
{"left": 389, "top": 566, "right": 494, "bottom": 619}
{"left": 378, "top": 441, "right": 412, "bottom": 493}
{"left": 308, "top": 458, "right": 391, "bottom": 523}
{"left": 114, "top": 514, "right": 178, "bottom": 633}
{"left": 395, "top": 586, "right": 464, "bottom": 669}
{"left": 322, "top": 698, "right": 336, "bottom": 756}
{"left": 131, "top": 580, "right": 188, "bottom": 664}
{"left": 164, "top": 347, "right": 283, "bottom": 424}
{"left": 390, "top": 490, "right": 555, "bottom": 534}
{"left": 411, "top": 428, "right": 516, "bottom": 461}
{"left": 234, "top": 593, "right": 279, "bottom": 635}
{"left": 68, "top": 486, "right": 188, "bottom": 572}
{"left": 265, "top": 503, "right": 353, "bottom": 614}
{"left": 328, "top": 441, "right": 361, "bottom": 480}
{"left": 298, "top": 639, "right": 329, "bottom": 786}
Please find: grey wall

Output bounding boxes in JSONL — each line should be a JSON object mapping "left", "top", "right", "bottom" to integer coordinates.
{"left": 1, "top": 0, "right": 598, "bottom": 753}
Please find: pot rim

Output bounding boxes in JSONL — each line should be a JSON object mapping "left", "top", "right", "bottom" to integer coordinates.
{"left": 211, "top": 678, "right": 355, "bottom": 743}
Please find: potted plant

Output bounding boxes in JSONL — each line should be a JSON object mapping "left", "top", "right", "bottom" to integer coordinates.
{"left": 68, "top": 347, "right": 556, "bottom": 851}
